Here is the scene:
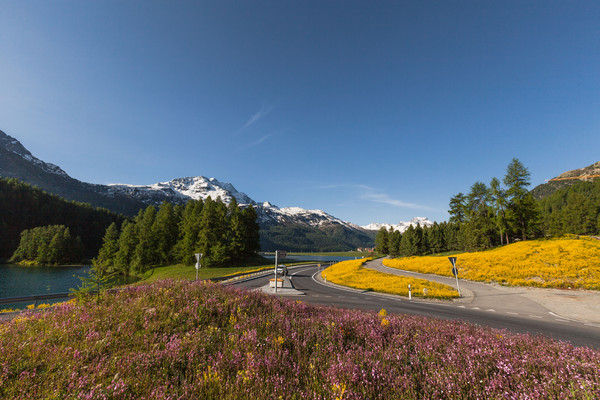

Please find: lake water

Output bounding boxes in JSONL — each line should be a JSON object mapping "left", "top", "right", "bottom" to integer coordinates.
{"left": 264, "top": 254, "right": 366, "bottom": 263}
{"left": 0, "top": 263, "right": 135, "bottom": 310}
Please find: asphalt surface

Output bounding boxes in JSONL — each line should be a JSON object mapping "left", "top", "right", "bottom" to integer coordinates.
{"left": 232, "top": 264, "right": 600, "bottom": 349}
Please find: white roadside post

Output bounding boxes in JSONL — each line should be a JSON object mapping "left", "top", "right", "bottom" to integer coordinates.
{"left": 274, "top": 250, "right": 278, "bottom": 293}
{"left": 408, "top": 284, "right": 412, "bottom": 300}
{"left": 195, "top": 253, "right": 202, "bottom": 281}
{"left": 448, "top": 256, "right": 461, "bottom": 297}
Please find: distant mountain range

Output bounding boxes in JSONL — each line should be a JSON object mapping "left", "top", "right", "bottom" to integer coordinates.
{"left": 0, "top": 129, "right": 377, "bottom": 251}
{"left": 360, "top": 217, "right": 434, "bottom": 232}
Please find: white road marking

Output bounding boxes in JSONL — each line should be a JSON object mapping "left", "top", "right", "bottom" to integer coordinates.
{"left": 471, "top": 307, "right": 480, "bottom": 310}
{"left": 548, "top": 312, "right": 580, "bottom": 323}
{"left": 506, "top": 312, "right": 518, "bottom": 315}
{"left": 486, "top": 309, "right": 496, "bottom": 312}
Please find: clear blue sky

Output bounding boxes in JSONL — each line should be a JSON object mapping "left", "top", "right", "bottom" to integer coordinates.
{"left": 1, "top": 1, "right": 599, "bottom": 225}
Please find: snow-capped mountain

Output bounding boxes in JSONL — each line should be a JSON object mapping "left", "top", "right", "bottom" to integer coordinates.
{"left": 0, "top": 128, "right": 375, "bottom": 250}
{"left": 361, "top": 217, "right": 434, "bottom": 232}
{"left": 257, "top": 202, "right": 362, "bottom": 230}
{"left": 105, "top": 176, "right": 364, "bottom": 231}
{"left": 0, "top": 130, "right": 69, "bottom": 178}
{"left": 106, "top": 176, "right": 255, "bottom": 206}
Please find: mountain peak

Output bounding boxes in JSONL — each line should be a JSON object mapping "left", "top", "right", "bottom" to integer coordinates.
{"left": 361, "top": 217, "right": 434, "bottom": 232}
{"left": 107, "top": 176, "right": 255, "bottom": 205}
{"left": 0, "top": 129, "right": 69, "bottom": 178}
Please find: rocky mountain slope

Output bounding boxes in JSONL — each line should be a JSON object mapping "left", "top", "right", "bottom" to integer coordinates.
{"left": 0, "top": 130, "right": 149, "bottom": 215}
{"left": 531, "top": 161, "right": 600, "bottom": 199}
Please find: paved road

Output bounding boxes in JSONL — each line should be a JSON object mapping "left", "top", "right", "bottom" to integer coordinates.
{"left": 232, "top": 264, "right": 600, "bottom": 349}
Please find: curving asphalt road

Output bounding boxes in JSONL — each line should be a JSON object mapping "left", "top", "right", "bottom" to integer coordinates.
{"left": 231, "top": 263, "right": 600, "bottom": 349}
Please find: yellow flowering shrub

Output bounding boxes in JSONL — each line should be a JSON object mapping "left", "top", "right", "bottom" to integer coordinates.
{"left": 383, "top": 236, "right": 600, "bottom": 290}
{"left": 322, "top": 258, "right": 459, "bottom": 299}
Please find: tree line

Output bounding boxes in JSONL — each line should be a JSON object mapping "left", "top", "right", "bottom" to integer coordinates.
{"left": 376, "top": 158, "right": 600, "bottom": 257}
{"left": 94, "top": 197, "right": 261, "bottom": 276}
{"left": 0, "top": 178, "right": 124, "bottom": 260}
{"left": 10, "top": 225, "right": 84, "bottom": 265}
{"left": 537, "top": 178, "right": 600, "bottom": 236}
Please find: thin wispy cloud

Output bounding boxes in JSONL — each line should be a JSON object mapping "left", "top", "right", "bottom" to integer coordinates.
{"left": 235, "top": 133, "right": 276, "bottom": 152}
{"left": 360, "top": 191, "right": 427, "bottom": 210}
{"left": 235, "top": 104, "right": 274, "bottom": 135}
{"left": 322, "top": 183, "right": 436, "bottom": 211}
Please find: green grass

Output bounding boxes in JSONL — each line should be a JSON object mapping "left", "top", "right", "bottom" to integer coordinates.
{"left": 135, "top": 258, "right": 311, "bottom": 285}
{"left": 136, "top": 264, "right": 273, "bottom": 284}
{"left": 286, "top": 251, "right": 374, "bottom": 257}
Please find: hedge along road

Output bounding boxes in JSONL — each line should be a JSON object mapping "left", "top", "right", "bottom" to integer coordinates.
{"left": 231, "top": 263, "right": 600, "bottom": 349}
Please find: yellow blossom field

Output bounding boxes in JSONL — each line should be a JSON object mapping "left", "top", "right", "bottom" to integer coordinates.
{"left": 383, "top": 236, "right": 600, "bottom": 290}
{"left": 322, "top": 258, "right": 459, "bottom": 299}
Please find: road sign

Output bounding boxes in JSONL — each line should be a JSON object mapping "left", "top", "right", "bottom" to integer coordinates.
{"left": 277, "top": 251, "right": 287, "bottom": 259}
{"left": 448, "top": 257, "right": 461, "bottom": 296}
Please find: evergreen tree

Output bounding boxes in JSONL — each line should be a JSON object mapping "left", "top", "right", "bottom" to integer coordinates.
{"left": 389, "top": 230, "right": 402, "bottom": 257}
{"left": 449, "top": 193, "right": 467, "bottom": 223}
{"left": 503, "top": 158, "right": 539, "bottom": 241}
{"left": 227, "top": 198, "right": 244, "bottom": 260}
{"left": 175, "top": 200, "right": 203, "bottom": 265}
{"left": 490, "top": 177, "right": 509, "bottom": 245}
{"left": 442, "top": 222, "right": 461, "bottom": 251}
{"left": 9, "top": 225, "right": 83, "bottom": 265}
{"left": 152, "top": 202, "right": 179, "bottom": 265}
{"left": 375, "top": 227, "right": 390, "bottom": 254}
{"left": 414, "top": 223, "right": 425, "bottom": 255}
{"left": 239, "top": 205, "right": 261, "bottom": 257}
{"left": 428, "top": 222, "right": 445, "bottom": 254}
{"left": 113, "top": 220, "right": 138, "bottom": 275}
{"left": 398, "top": 225, "right": 418, "bottom": 256}
{"left": 131, "top": 206, "right": 157, "bottom": 274}
{"left": 95, "top": 222, "right": 120, "bottom": 273}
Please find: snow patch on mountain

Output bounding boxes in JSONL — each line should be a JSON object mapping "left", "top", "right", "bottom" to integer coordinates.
{"left": 105, "top": 176, "right": 363, "bottom": 230}
{"left": 0, "top": 130, "right": 69, "bottom": 178}
{"left": 107, "top": 176, "right": 255, "bottom": 205}
{"left": 361, "top": 217, "right": 434, "bottom": 232}
{"left": 256, "top": 203, "right": 360, "bottom": 230}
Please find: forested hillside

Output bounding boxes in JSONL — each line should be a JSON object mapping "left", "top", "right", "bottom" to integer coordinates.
{"left": 0, "top": 178, "right": 124, "bottom": 259}
{"left": 260, "top": 223, "right": 375, "bottom": 252}
{"left": 538, "top": 178, "right": 600, "bottom": 236}
{"left": 376, "top": 159, "right": 600, "bottom": 257}
{"left": 94, "top": 197, "right": 261, "bottom": 275}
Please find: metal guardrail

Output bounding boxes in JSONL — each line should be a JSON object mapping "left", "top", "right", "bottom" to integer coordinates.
{"left": 0, "top": 262, "right": 335, "bottom": 308}
{"left": 0, "top": 292, "right": 73, "bottom": 306}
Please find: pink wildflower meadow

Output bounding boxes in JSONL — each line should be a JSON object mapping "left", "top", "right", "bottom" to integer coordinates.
{"left": 0, "top": 279, "right": 598, "bottom": 399}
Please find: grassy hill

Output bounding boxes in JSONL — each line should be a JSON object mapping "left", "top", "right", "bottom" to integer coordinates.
{"left": 1, "top": 280, "right": 599, "bottom": 398}
{"left": 384, "top": 236, "right": 600, "bottom": 290}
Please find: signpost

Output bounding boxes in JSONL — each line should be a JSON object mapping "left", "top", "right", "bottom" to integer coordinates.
{"left": 448, "top": 257, "right": 461, "bottom": 297}
{"left": 195, "top": 253, "right": 203, "bottom": 281}
{"left": 273, "top": 251, "right": 287, "bottom": 293}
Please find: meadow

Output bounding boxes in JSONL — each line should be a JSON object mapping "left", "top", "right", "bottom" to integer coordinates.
{"left": 322, "top": 259, "right": 459, "bottom": 299}
{"left": 1, "top": 279, "right": 599, "bottom": 399}
{"left": 383, "top": 236, "right": 600, "bottom": 290}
